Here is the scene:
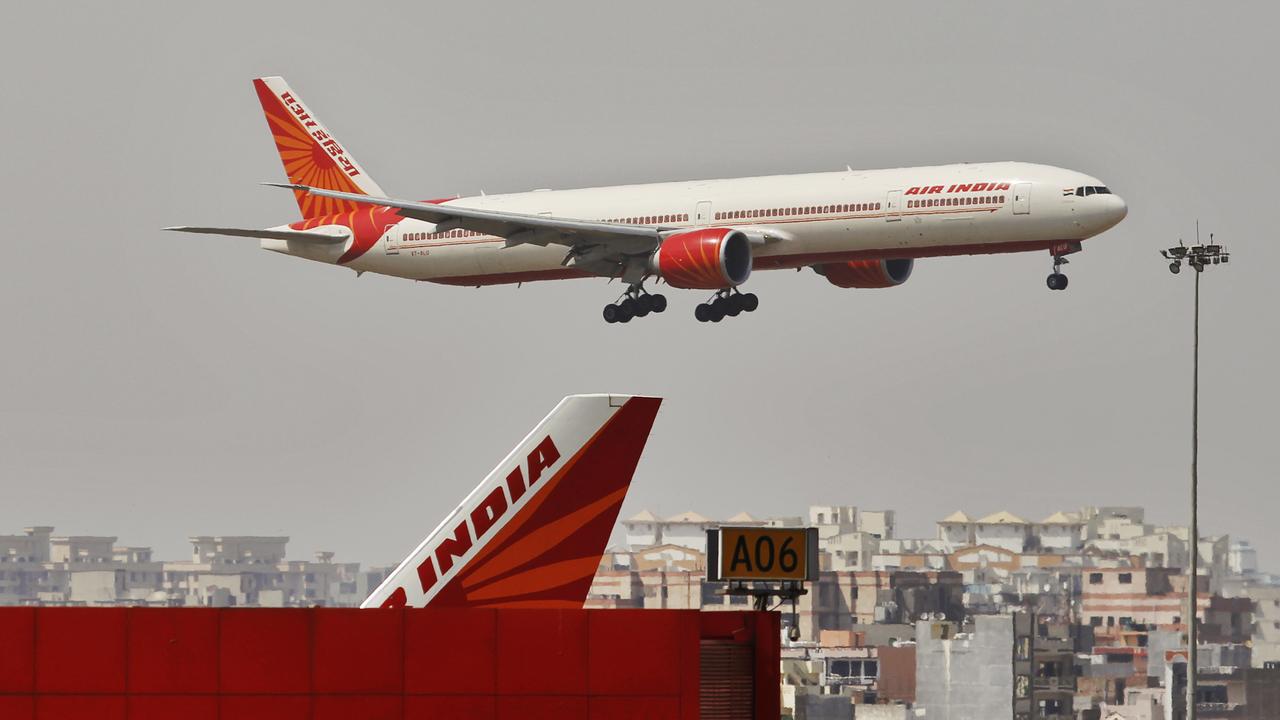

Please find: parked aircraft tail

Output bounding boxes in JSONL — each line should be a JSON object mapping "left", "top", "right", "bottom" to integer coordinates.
{"left": 252, "top": 76, "right": 386, "bottom": 219}
{"left": 363, "top": 394, "right": 662, "bottom": 609}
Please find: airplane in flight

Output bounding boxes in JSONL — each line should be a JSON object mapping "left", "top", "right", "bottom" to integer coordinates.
{"left": 364, "top": 393, "right": 662, "bottom": 609}
{"left": 170, "top": 77, "right": 1128, "bottom": 324}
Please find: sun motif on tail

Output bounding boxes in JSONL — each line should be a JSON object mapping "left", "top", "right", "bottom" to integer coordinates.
{"left": 252, "top": 77, "right": 385, "bottom": 219}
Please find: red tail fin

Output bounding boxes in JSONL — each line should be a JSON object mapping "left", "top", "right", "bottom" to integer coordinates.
{"left": 364, "top": 395, "right": 662, "bottom": 610}
{"left": 252, "top": 76, "right": 385, "bottom": 219}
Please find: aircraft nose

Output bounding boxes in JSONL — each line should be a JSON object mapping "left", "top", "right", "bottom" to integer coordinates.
{"left": 1093, "top": 192, "right": 1127, "bottom": 231}
{"left": 1109, "top": 194, "right": 1128, "bottom": 226}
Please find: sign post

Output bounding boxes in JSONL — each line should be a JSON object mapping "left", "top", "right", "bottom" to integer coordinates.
{"left": 707, "top": 527, "right": 819, "bottom": 641}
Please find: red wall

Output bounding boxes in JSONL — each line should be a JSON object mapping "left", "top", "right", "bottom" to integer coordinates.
{"left": 0, "top": 607, "right": 777, "bottom": 720}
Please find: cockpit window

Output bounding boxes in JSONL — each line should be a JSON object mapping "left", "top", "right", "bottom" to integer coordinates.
{"left": 1075, "top": 186, "right": 1112, "bottom": 197}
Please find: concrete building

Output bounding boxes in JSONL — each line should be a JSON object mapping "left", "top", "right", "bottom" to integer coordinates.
{"left": 937, "top": 511, "right": 976, "bottom": 548}
{"left": 1081, "top": 568, "right": 1203, "bottom": 629}
{"left": 1098, "top": 687, "right": 1166, "bottom": 720}
{"left": 0, "top": 527, "right": 366, "bottom": 607}
{"left": 810, "top": 506, "right": 858, "bottom": 538}
{"left": 973, "top": 511, "right": 1032, "bottom": 553}
{"left": 1222, "top": 583, "right": 1280, "bottom": 667}
{"left": 0, "top": 527, "right": 57, "bottom": 602}
{"left": 1036, "top": 512, "right": 1086, "bottom": 552}
{"left": 622, "top": 509, "right": 662, "bottom": 547}
{"left": 1084, "top": 507, "right": 1148, "bottom": 541}
{"left": 1229, "top": 541, "right": 1259, "bottom": 577}
{"left": 779, "top": 630, "right": 915, "bottom": 718}
{"left": 620, "top": 509, "right": 757, "bottom": 553}
{"left": 1164, "top": 660, "right": 1280, "bottom": 720}
{"left": 1084, "top": 530, "right": 1188, "bottom": 571}
{"left": 915, "top": 614, "right": 1086, "bottom": 720}
{"left": 662, "top": 511, "right": 717, "bottom": 552}
{"left": 824, "top": 531, "right": 879, "bottom": 572}
{"left": 914, "top": 616, "right": 1017, "bottom": 719}
{"left": 859, "top": 510, "right": 896, "bottom": 540}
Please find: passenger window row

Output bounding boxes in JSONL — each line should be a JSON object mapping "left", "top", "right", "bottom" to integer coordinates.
{"left": 406, "top": 229, "right": 483, "bottom": 241}
{"left": 715, "top": 202, "right": 880, "bottom": 222}
{"left": 603, "top": 214, "right": 690, "bottom": 225}
{"left": 907, "top": 195, "right": 1005, "bottom": 209}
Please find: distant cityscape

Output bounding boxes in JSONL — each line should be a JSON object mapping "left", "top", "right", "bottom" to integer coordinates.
{"left": 5, "top": 505, "right": 1279, "bottom": 719}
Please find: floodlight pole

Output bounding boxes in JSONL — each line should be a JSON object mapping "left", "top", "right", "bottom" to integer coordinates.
{"left": 1188, "top": 263, "right": 1199, "bottom": 720}
{"left": 1160, "top": 227, "right": 1229, "bottom": 720}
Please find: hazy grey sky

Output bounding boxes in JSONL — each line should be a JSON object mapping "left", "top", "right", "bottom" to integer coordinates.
{"left": 2, "top": 2, "right": 1276, "bottom": 567}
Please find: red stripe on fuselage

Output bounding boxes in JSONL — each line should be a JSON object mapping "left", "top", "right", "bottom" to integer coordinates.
{"left": 751, "top": 239, "right": 1080, "bottom": 271}
{"left": 427, "top": 268, "right": 593, "bottom": 286}
{"left": 422, "top": 239, "right": 1078, "bottom": 285}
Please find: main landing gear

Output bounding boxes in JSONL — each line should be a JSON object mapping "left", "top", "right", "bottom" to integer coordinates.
{"left": 1046, "top": 255, "right": 1070, "bottom": 291}
{"left": 603, "top": 284, "right": 667, "bottom": 324}
{"left": 694, "top": 288, "right": 759, "bottom": 323}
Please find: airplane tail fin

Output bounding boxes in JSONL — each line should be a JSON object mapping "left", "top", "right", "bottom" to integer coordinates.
{"left": 364, "top": 394, "right": 662, "bottom": 610}
{"left": 252, "top": 76, "right": 386, "bottom": 219}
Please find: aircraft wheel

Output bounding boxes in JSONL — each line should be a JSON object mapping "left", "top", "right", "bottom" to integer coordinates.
{"left": 724, "top": 294, "right": 743, "bottom": 317}
{"left": 694, "top": 304, "right": 710, "bottom": 322}
{"left": 603, "top": 304, "right": 621, "bottom": 323}
{"left": 1169, "top": 262, "right": 1181, "bottom": 274}
{"left": 1046, "top": 273, "right": 1068, "bottom": 290}
{"left": 708, "top": 301, "right": 726, "bottom": 322}
{"left": 741, "top": 293, "right": 759, "bottom": 312}
{"left": 650, "top": 294, "right": 668, "bottom": 313}
{"left": 635, "top": 295, "right": 654, "bottom": 315}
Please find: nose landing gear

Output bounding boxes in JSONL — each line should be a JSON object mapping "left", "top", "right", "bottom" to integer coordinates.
{"left": 1046, "top": 255, "right": 1069, "bottom": 291}
{"left": 695, "top": 288, "right": 759, "bottom": 323}
{"left": 603, "top": 283, "right": 667, "bottom": 324}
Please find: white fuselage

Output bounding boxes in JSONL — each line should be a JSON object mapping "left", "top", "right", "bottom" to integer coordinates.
{"left": 267, "top": 161, "right": 1126, "bottom": 285}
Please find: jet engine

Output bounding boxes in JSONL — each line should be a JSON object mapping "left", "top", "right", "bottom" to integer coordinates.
{"left": 814, "top": 258, "right": 913, "bottom": 288}
{"left": 651, "top": 228, "right": 752, "bottom": 289}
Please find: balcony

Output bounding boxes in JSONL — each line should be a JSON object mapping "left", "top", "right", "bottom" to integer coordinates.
{"left": 1195, "top": 702, "right": 1244, "bottom": 718}
{"left": 1033, "top": 676, "right": 1077, "bottom": 693}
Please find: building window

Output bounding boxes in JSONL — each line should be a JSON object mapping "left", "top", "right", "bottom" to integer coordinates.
{"left": 1089, "top": 573, "right": 1103, "bottom": 584}
{"left": 1119, "top": 573, "right": 1132, "bottom": 584}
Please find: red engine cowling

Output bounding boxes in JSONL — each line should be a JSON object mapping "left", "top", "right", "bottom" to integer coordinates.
{"left": 651, "top": 228, "right": 752, "bottom": 289}
{"left": 816, "top": 258, "right": 914, "bottom": 288}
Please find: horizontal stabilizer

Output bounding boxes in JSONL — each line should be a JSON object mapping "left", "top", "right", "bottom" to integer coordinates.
{"left": 165, "top": 226, "right": 350, "bottom": 244}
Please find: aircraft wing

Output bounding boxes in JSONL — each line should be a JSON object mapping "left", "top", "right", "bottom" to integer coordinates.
{"left": 270, "top": 183, "right": 667, "bottom": 277}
